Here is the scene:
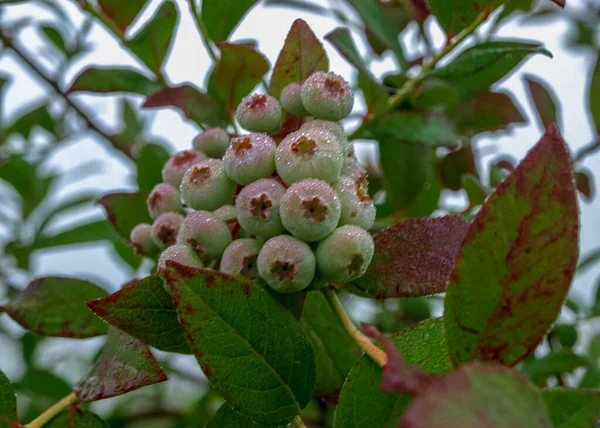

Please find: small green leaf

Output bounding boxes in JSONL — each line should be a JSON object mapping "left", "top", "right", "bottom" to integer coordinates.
{"left": 426, "top": 41, "right": 552, "bottom": 98}
{"left": 97, "top": 0, "right": 148, "bottom": 32}
{"left": 444, "top": 125, "right": 579, "bottom": 366}
{"left": 270, "top": 19, "right": 328, "bottom": 98}
{"left": 400, "top": 363, "right": 552, "bottom": 427}
{"left": 325, "top": 27, "right": 373, "bottom": 79}
{"left": 0, "top": 370, "right": 17, "bottom": 428}
{"left": 3, "top": 277, "right": 108, "bottom": 338}
{"left": 550, "top": 323, "right": 578, "bottom": 348}
{"left": 577, "top": 247, "right": 600, "bottom": 276}
{"left": 87, "top": 275, "right": 190, "bottom": 354}
{"left": 525, "top": 75, "right": 560, "bottom": 130}
{"left": 165, "top": 264, "right": 316, "bottom": 425}
{"left": 46, "top": 409, "right": 109, "bottom": 428}
{"left": 348, "top": 216, "right": 469, "bottom": 298}
{"left": 334, "top": 318, "right": 452, "bottom": 428}
{"left": 371, "top": 112, "right": 457, "bottom": 147}
{"left": 37, "top": 220, "right": 114, "bottom": 248}
{"left": 75, "top": 327, "right": 167, "bottom": 401}
{"left": 125, "top": 1, "right": 177, "bottom": 75}
{"left": 542, "top": 389, "right": 600, "bottom": 428}
{"left": 41, "top": 25, "right": 67, "bottom": 53}
{"left": 143, "top": 84, "right": 228, "bottom": 127}
{"left": 215, "top": 43, "right": 270, "bottom": 113}
{"left": 206, "top": 404, "right": 277, "bottom": 428}
{"left": 590, "top": 55, "right": 600, "bottom": 134}
{"left": 522, "top": 349, "right": 589, "bottom": 385}
{"left": 201, "top": 0, "right": 257, "bottom": 42}
{"left": 67, "top": 67, "right": 160, "bottom": 95}
{"left": 575, "top": 169, "right": 593, "bottom": 201}
{"left": 136, "top": 143, "right": 170, "bottom": 192}
{"left": 98, "top": 192, "right": 152, "bottom": 241}
{"left": 19, "top": 369, "right": 72, "bottom": 401}
{"left": 7, "top": 103, "right": 54, "bottom": 139}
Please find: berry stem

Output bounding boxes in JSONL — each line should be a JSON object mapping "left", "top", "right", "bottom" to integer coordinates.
{"left": 323, "top": 288, "right": 387, "bottom": 367}
{"left": 25, "top": 392, "right": 78, "bottom": 428}
{"left": 292, "top": 415, "right": 308, "bottom": 428}
{"left": 348, "top": 11, "right": 488, "bottom": 140}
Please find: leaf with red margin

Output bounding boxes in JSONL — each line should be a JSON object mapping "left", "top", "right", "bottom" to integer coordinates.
{"left": 444, "top": 124, "right": 579, "bottom": 367}
{"left": 87, "top": 275, "right": 191, "bottom": 354}
{"left": 75, "top": 327, "right": 167, "bottom": 402}
{"left": 163, "top": 263, "right": 315, "bottom": 425}
{"left": 269, "top": 19, "right": 328, "bottom": 99}
{"left": 525, "top": 75, "right": 559, "bottom": 130}
{"left": 214, "top": 43, "right": 270, "bottom": 114}
{"left": 347, "top": 216, "right": 469, "bottom": 298}
{"left": 99, "top": 192, "right": 152, "bottom": 242}
{"left": 143, "top": 84, "right": 228, "bottom": 128}
{"left": 2, "top": 277, "right": 108, "bottom": 338}
{"left": 400, "top": 363, "right": 552, "bottom": 427}
{"left": 0, "top": 370, "right": 19, "bottom": 428}
{"left": 97, "top": 0, "right": 148, "bottom": 32}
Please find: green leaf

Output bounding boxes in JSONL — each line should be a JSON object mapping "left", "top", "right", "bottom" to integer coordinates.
{"left": 577, "top": 247, "right": 600, "bottom": 276}
{"left": 38, "top": 192, "right": 98, "bottom": 235}
{"left": 201, "top": 0, "right": 257, "bottom": 42}
{"left": 427, "top": 0, "right": 496, "bottom": 37}
{"left": 348, "top": 216, "right": 469, "bottom": 298}
{"left": 46, "top": 409, "right": 109, "bottom": 428}
{"left": 0, "top": 370, "right": 17, "bottom": 428}
{"left": 99, "top": 192, "right": 152, "bottom": 241}
{"left": 575, "top": 168, "right": 593, "bottom": 201}
{"left": 7, "top": 103, "right": 54, "bottom": 139}
{"left": 97, "top": 0, "right": 148, "bottom": 32}
{"left": 301, "top": 291, "right": 361, "bottom": 401}
{"left": 87, "top": 275, "right": 190, "bottom": 354}
{"left": 440, "top": 147, "right": 475, "bottom": 191}
{"left": 2, "top": 277, "right": 108, "bottom": 338}
{"left": 345, "top": 0, "right": 407, "bottom": 67}
{"left": 206, "top": 404, "right": 277, "bottom": 428}
{"left": 425, "top": 41, "right": 552, "bottom": 98}
{"left": 164, "top": 264, "right": 316, "bottom": 425}
{"left": 75, "top": 327, "right": 167, "bottom": 402}
{"left": 324, "top": 27, "right": 373, "bottom": 80}
{"left": 67, "top": 67, "right": 160, "bottom": 95}
{"left": 400, "top": 363, "right": 551, "bottom": 427}
{"left": 215, "top": 43, "right": 270, "bottom": 113}
{"left": 269, "top": 19, "right": 328, "bottom": 99}
{"left": 125, "top": 1, "right": 177, "bottom": 75}
{"left": 543, "top": 388, "right": 600, "bottom": 428}
{"left": 522, "top": 349, "right": 589, "bottom": 385}
{"left": 19, "top": 369, "right": 72, "bottom": 401}
{"left": 590, "top": 54, "right": 600, "bottom": 134}
{"left": 550, "top": 323, "right": 578, "bottom": 348}
{"left": 371, "top": 112, "right": 457, "bottom": 147}
{"left": 525, "top": 75, "right": 559, "bottom": 130}
{"left": 41, "top": 25, "right": 68, "bottom": 53}
{"left": 37, "top": 220, "right": 114, "bottom": 248}
{"left": 444, "top": 124, "right": 579, "bottom": 366}
{"left": 143, "top": 84, "right": 228, "bottom": 127}
{"left": 136, "top": 143, "right": 170, "bottom": 192}
{"left": 334, "top": 318, "right": 452, "bottom": 428}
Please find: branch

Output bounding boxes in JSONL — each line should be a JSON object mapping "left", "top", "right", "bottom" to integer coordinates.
{"left": 25, "top": 392, "right": 78, "bottom": 428}
{"left": 575, "top": 135, "right": 600, "bottom": 163}
{"left": 0, "top": 29, "right": 133, "bottom": 159}
{"left": 188, "top": 2, "right": 219, "bottom": 63}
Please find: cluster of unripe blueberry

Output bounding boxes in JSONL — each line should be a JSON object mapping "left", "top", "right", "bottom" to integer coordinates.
{"left": 129, "top": 72, "right": 375, "bottom": 293}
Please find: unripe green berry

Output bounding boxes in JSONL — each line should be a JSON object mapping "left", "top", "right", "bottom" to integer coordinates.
{"left": 280, "top": 82, "right": 309, "bottom": 116}
{"left": 236, "top": 94, "right": 282, "bottom": 133}
{"left": 315, "top": 225, "right": 374, "bottom": 283}
{"left": 177, "top": 210, "right": 232, "bottom": 260}
{"left": 130, "top": 223, "right": 158, "bottom": 255}
{"left": 223, "top": 133, "right": 276, "bottom": 185}
{"left": 300, "top": 119, "right": 351, "bottom": 155}
{"left": 220, "top": 239, "right": 262, "bottom": 279}
{"left": 342, "top": 155, "right": 368, "bottom": 182}
{"left": 147, "top": 183, "right": 182, "bottom": 219}
{"left": 275, "top": 127, "right": 344, "bottom": 185}
{"left": 213, "top": 204, "right": 237, "bottom": 222}
{"left": 333, "top": 176, "right": 376, "bottom": 230}
{"left": 180, "top": 158, "right": 237, "bottom": 211}
{"left": 236, "top": 178, "right": 286, "bottom": 239}
{"left": 193, "top": 128, "right": 230, "bottom": 158}
{"left": 301, "top": 72, "right": 354, "bottom": 121}
{"left": 279, "top": 179, "right": 341, "bottom": 242}
{"left": 151, "top": 212, "right": 185, "bottom": 249}
{"left": 162, "top": 150, "right": 207, "bottom": 188}
{"left": 158, "top": 244, "right": 204, "bottom": 272}
{"left": 257, "top": 235, "right": 315, "bottom": 293}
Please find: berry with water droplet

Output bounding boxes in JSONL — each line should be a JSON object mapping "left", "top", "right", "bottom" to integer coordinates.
{"left": 300, "top": 119, "right": 351, "bottom": 155}
{"left": 223, "top": 133, "right": 276, "bottom": 185}
{"left": 236, "top": 94, "right": 282, "bottom": 133}
{"left": 151, "top": 212, "right": 185, "bottom": 249}
{"left": 342, "top": 155, "right": 368, "bottom": 182}
{"left": 220, "top": 239, "right": 262, "bottom": 279}
{"left": 180, "top": 158, "right": 237, "bottom": 211}
{"left": 213, "top": 204, "right": 237, "bottom": 222}
{"left": 147, "top": 183, "right": 182, "bottom": 219}
{"left": 193, "top": 127, "right": 230, "bottom": 158}
{"left": 177, "top": 210, "right": 232, "bottom": 260}
{"left": 236, "top": 178, "right": 286, "bottom": 239}
{"left": 301, "top": 72, "right": 354, "bottom": 121}
{"left": 130, "top": 223, "right": 158, "bottom": 255}
{"left": 162, "top": 150, "right": 207, "bottom": 188}
{"left": 333, "top": 176, "right": 376, "bottom": 230}
{"left": 280, "top": 82, "right": 309, "bottom": 116}
{"left": 158, "top": 244, "right": 204, "bottom": 272}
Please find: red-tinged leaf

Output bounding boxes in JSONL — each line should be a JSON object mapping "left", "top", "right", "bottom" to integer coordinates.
{"left": 0, "top": 370, "right": 18, "bottom": 428}
{"left": 363, "top": 324, "right": 439, "bottom": 394}
{"left": 348, "top": 216, "right": 470, "bottom": 298}
{"left": 551, "top": 0, "right": 565, "bottom": 7}
{"left": 270, "top": 19, "right": 328, "bottom": 99}
{"left": 3, "top": 277, "right": 108, "bottom": 338}
{"left": 525, "top": 75, "right": 559, "bottom": 130}
{"left": 97, "top": 0, "right": 148, "bottom": 32}
{"left": 427, "top": 0, "right": 495, "bottom": 37}
{"left": 444, "top": 124, "right": 579, "bottom": 366}
{"left": 440, "top": 146, "right": 476, "bottom": 191}
{"left": 201, "top": 0, "right": 258, "bottom": 42}
{"left": 67, "top": 67, "right": 160, "bottom": 95}
{"left": 87, "top": 275, "right": 191, "bottom": 354}
{"left": 543, "top": 388, "right": 600, "bottom": 428}
{"left": 400, "top": 363, "right": 552, "bottom": 428}
{"left": 75, "top": 327, "right": 167, "bottom": 402}
{"left": 215, "top": 43, "right": 269, "bottom": 114}
{"left": 143, "top": 84, "right": 228, "bottom": 127}
{"left": 575, "top": 169, "right": 593, "bottom": 201}
{"left": 99, "top": 192, "right": 152, "bottom": 242}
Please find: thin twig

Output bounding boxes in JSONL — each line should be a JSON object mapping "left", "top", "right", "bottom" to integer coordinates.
{"left": 293, "top": 415, "right": 308, "bottom": 428}
{"left": 575, "top": 135, "right": 600, "bottom": 162}
{"left": 25, "top": 392, "right": 78, "bottom": 428}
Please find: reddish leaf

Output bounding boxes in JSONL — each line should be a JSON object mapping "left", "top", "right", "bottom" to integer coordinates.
{"left": 143, "top": 84, "right": 228, "bottom": 128}
{"left": 575, "top": 169, "right": 594, "bottom": 201}
{"left": 0, "top": 370, "right": 18, "bottom": 428}
{"left": 3, "top": 277, "right": 108, "bottom": 338}
{"left": 75, "top": 327, "right": 167, "bottom": 402}
{"left": 348, "top": 216, "right": 470, "bottom": 298}
{"left": 214, "top": 43, "right": 270, "bottom": 114}
{"left": 525, "top": 75, "right": 559, "bottom": 130}
{"left": 551, "top": 0, "right": 565, "bottom": 7}
{"left": 99, "top": 192, "right": 151, "bottom": 242}
{"left": 269, "top": 19, "right": 329, "bottom": 99}
{"left": 96, "top": 0, "right": 148, "bottom": 32}
{"left": 400, "top": 363, "right": 552, "bottom": 428}
{"left": 440, "top": 146, "right": 476, "bottom": 191}
{"left": 444, "top": 124, "right": 579, "bottom": 366}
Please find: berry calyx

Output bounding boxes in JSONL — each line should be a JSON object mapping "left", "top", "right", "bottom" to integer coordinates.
{"left": 223, "top": 133, "right": 276, "bottom": 185}
{"left": 176, "top": 210, "right": 232, "bottom": 260}
{"left": 236, "top": 178, "right": 286, "bottom": 239}
{"left": 180, "top": 158, "right": 237, "bottom": 211}
{"left": 235, "top": 94, "right": 282, "bottom": 133}
{"left": 301, "top": 119, "right": 351, "bottom": 155}
{"left": 220, "top": 239, "right": 262, "bottom": 279}
{"left": 301, "top": 72, "right": 354, "bottom": 121}
{"left": 147, "top": 183, "right": 182, "bottom": 219}
{"left": 130, "top": 223, "right": 158, "bottom": 255}
{"left": 280, "top": 82, "right": 309, "bottom": 116}
{"left": 193, "top": 127, "right": 230, "bottom": 158}
{"left": 162, "top": 150, "right": 207, "bottom": 188}
{"left": 151, "top": 212, "right": 185, "bottom": 249}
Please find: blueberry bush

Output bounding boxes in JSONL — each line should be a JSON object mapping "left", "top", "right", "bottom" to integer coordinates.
{"left": 1, "top": 0, "right": 600, "bottom": 427}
